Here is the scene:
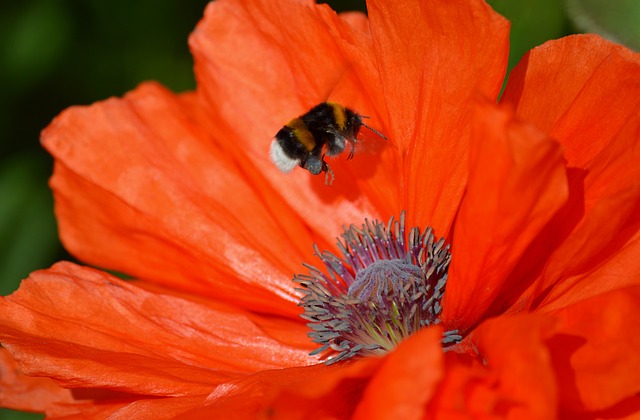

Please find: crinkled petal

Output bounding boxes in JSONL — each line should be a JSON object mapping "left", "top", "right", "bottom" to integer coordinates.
{"left": 45, "top": 396, "right": 209, "bottom": 420}
{"left": 0, "top": 347, "right": 74, "bottom": 412}
{"left": 0, "top": 262, "right": 313, "bottom": 398}
{"left": 367, "top": 0, "right": 510, "bottom": 234}
{"left": 42, "top": 83, "right": 309, "bottom": 317}
{"left": 444, "top": 101, "right": 568, "bottom": 332}
{"left": 177, "top": 359, "right": 381, "bottom": 418}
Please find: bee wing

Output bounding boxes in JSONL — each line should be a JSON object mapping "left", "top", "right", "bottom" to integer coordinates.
{"left": 348, "top": 130, "right": 388, "bottom": 158}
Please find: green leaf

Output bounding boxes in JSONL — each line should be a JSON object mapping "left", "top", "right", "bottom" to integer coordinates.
{"left": 566, "top": 0, "right": 640, "bottom": 51}
{"left": 0, "top": 0, "right": 71, "bottom": 92}
{"left": 0, "top": 155, "right": 60, "bottom": 295}
{"left": 488, "top": 0, "right": 571, "bottom": 71}
{"left": 0, "top": 408, "right": 44, "bottom": 420}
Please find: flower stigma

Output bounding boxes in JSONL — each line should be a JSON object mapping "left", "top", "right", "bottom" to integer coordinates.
{"left": 295, "top": 212, "right": 461, "bottom": 364}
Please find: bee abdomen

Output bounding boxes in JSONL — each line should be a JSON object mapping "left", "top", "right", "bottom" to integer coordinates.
{"left": 285, "top": 118, "right": 316, "bottom": 152}
{"left": 270, "top": 127, "right": 305, "bottom": 173}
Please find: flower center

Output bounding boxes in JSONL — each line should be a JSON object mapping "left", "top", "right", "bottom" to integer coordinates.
{"left": 295, "top": 211, "right": 461, "bottom": 364}
{"left": 348, "top": 259, "right": 423, "bottom": 303}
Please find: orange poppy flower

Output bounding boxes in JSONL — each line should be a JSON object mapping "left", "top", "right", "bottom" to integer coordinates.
{"left": 2, "top": 0, "right": 640, "bottom": 417}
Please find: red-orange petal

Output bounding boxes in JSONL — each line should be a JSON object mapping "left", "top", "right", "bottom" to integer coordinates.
{"left": 429, "top": 314, "right": 558, "bottom": 418}
{"left": 540, "top": 230, "right": 640, "bottom": 313}
{"left": 470, "top": 314, "right": 558, "bottom": 419}
{"left": 533, "top": 106, "right": 640, "bottom": 310}
{"left": 42, "top": 83, "right": 313, "bottom": 317}
{"left": 0, "top": 262, "right": 313, "bottom": 398}
{"left": 44, "top": 396, "right": 209, "bottom": 419}
{"left": 190, "top": 0, "right": 392, "bottom": 239}
{"left": 0, "top": 347, "right": 74, "bottom": 412}
{"left": 178, "top": 358, "right": 381, "bottom": 418}
{"left": 490, "top": 34, "right": 640, "bottom": 315}
{"left": 367, "top": 0, "right": 510, "bottom": 234}
{"left": 548, "top": 286, "right": 640, "bottom": 413}
{"left": 502, "top": 35, "right": 640, "bottom": 169}
{"left": 353, "top": 326, "right": 444, "bottom": 420}
{"left": 190, "top": 0, "right": 511, "bottom": 239}
{"left": 443, "top": 101, "right": 568, "bottom": 332}
{"left": 439, "top": 287, "right": 640, "bottom": 416}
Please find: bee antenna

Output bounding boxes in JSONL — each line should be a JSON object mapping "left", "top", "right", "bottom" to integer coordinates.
{"left": 361, "top": 121, "right": 388, "bottom": 141}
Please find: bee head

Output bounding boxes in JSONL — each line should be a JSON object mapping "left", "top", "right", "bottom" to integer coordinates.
{"left": 303, "top": 154, "right": 324, "bottom": 175}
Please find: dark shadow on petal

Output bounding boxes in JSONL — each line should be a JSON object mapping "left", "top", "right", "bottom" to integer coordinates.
{"left": 482, "top": 167, "right": 587, "bottom": 320}
{"left": 559, "top": 394, "right": 640, "bottom": 419}
{"left": 545, "top": 333, "right": 587, "bottom": 411}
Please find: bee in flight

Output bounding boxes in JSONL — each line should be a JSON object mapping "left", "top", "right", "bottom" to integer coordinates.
{"left": 269, "top": 102, "right": 386, "bottom": 184}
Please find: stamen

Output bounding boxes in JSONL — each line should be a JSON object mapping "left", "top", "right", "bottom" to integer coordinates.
{"left": 294, "top": 211, "right": 458, "bottom": 364}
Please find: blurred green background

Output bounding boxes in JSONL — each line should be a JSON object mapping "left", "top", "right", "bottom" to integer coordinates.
{"left": 0, "top": 0, "right": 637, "bottom": 419}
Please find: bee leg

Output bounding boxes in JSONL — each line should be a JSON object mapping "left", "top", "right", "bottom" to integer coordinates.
{"left": 322, "top": 159, "right": 335, "bottom": 185}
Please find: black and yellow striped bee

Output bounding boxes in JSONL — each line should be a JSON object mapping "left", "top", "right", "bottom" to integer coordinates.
{"left": 269, "top": 102, "right": 386, "bottom": 184}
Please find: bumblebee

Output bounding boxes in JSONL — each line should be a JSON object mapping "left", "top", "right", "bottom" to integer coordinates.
{"left": 269, "top": 102, "right": 386, "bottom": 184}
